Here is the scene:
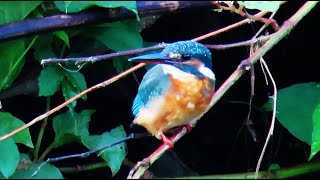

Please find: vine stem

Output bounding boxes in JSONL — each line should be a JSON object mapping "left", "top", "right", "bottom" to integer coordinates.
{"left": 255, "top": 58, "right": 277, "bottom": 178}
{"left": 33, "top": 97, "right": 50, "bottom": 161}
{"left": 38, "top": 142, "right": 55, "bottom": 162}
{"left": 127, "top": 1, "right": 319, "bottom": 179}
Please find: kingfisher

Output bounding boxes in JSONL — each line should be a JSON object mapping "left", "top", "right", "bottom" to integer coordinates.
{"left": 129, "top": 40, "right": 215, "bottom": 148}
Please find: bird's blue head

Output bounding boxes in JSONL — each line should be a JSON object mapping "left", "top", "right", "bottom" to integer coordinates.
{"left": 128, "top": 41, "right": 212, "bottom": 69}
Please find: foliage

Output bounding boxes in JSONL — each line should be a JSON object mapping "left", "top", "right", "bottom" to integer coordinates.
{"left": 238, "top": 1, "right": 281, "bottom": 12}
{"left": 9, "top": 154, "right": 63, "bottom": 179}
{"left": 0, "top": 112, "right": 33, "bottom": 178}
{"left": 262, "top": 82, "right": 320, "bottom": 160}
{"left": 0, "top": 0, "right": 318, "bottom": 179}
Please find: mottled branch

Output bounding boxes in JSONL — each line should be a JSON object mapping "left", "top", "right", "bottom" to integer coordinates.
{"left": 0, "top": 1, "right": 213, "bottom": 42}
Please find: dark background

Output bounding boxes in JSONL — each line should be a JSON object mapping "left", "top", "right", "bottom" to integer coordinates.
{"left": 1, "top": 1, "right": 320, "bottom": 179}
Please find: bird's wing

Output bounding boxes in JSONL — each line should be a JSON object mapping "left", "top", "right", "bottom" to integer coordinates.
{"left": 132, "top": 65, "right": 170, "bottom": 116}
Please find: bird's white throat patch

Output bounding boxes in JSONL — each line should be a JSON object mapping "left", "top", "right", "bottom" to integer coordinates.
{"left": 161, "top": 64, "right": 192, "bottom": 80}
{"left": 161, "top": 64, "right": 215, "bottom": 80}
{"left": 199, "top": 65, "right": 215, "bottom": 80}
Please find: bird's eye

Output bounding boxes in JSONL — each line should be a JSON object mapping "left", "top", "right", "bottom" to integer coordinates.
{"left": 181, "top": 54, "right": 191, "bottom": 60}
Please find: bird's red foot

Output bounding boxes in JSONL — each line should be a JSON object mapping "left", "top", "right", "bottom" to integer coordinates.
{"left": 160, "top": 133, "right": 174, "bottom": 149}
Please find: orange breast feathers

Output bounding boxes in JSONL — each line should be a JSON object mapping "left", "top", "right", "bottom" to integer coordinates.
{"left": 132, "top": 75, "right": 215, "bottom": 139}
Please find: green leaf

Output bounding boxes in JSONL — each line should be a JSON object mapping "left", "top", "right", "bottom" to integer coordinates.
{"left": 52, "top": 109, "right": 95, "bottom": 147}
{"left": 0, "top": 1, "right": 42, "bottom": 24}
{"left": 54, "top": 1, "right": 138, "bottom": 18}
{"left": 89, "top": 20, "right": 143, "bottom": 51}
{"left": 64, "top": 71, "right": 87, "bottom": 96}
{"left": 0, "top": 138, "right": 19, "bottom": 178}
{"left": 309, "top": 103, "right": 320, "bottom": 160}
{"left": 61, "top": 71, "right": 87, "bottom": 108}
{"left": 38, "top": 66, "right": 65, "bottom": 96}
{"left": 261, "top": 97, "right": 274, "bottom": 112}
{"left": 0, "top": 36, "right": 38, "bottom": 91}
{"left": 268, "top": 163, "right": 280, "bottom": 171}
{"left": 53, "top": 31, "right": 70, "bottom": 48}
{"left": 275, "top": 82, "right": 320, "bottom": 145}
{"left": 10, "top": 154, "right": 63, "bottom": 179}
{"left": 0, "top": 112, "right": 33, "bottom": 148}
{"left": 82, "top": 125, "right": 127, "bottom": 176}
{"left": 0, "top": 40, "right": 25, "bottom": 91}
{"left": 238, "top": 1, "right": 281, "bottom": 12}
{"left": 32, "top": 35, "right": 56, "bottom": 62}
{"left": 61, "top": 79, "right": 78, "bottom": 108}
{"left": 113, "top": 56, "right": 133, "bottom": 73}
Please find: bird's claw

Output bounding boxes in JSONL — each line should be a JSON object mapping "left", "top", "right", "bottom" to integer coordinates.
{"left": 184, "top": 124, "right": 193, "bottom": 133}
{"left": 139, "top": 158, "right": 152, "bottom": 167}
{"left": 160, "top": 133, "right": 175, "bottom": 149}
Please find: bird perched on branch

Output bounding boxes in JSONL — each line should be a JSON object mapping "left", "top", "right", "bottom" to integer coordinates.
{"left": 129, "top": 40, "right": 215, "bottom": 148}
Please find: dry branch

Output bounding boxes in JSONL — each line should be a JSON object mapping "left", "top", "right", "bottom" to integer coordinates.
{"left": 0, "top": 1, "right": 213, "bottom": 42}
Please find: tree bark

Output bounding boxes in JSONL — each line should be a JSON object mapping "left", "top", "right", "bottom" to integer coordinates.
{"left": 0, "top": 1, "right": 213, "bottom": 42}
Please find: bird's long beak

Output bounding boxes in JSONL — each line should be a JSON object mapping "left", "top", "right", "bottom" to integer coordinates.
{"left": 128, "top": 53, "right": 179, "bottom": 65}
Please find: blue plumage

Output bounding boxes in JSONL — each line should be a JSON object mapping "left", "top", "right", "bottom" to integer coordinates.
{"left": 132, "top": 65, "right": 170, "bottom": 116}
{"left": 129, "top": 40, "right": 213, "bottom": 117}
{"left": 162, "top": 41, "right": 212, "bottom": 68}
{"left": 128, "top": 41, "right": 216, "bottom": 147}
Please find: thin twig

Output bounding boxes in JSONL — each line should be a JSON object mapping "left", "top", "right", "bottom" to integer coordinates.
{"left": 42, "top": 34, "right": 273, "bottom": 67}
{"left": 0, "top": 63, "right": 146, "bottom": 142}
{"left": 212, "top": 1, "right": 280, "bottom": 31}
{"left": 41, "top": 44, "right": 166, "bottom": 65}
{"left": 192, "top": 10, "right": 268, "bottom": 42}
{"left": 127, "top": 1, "right": 319, "bottom": 178}
{"left": 205, "top": 34, "right": 272, "bottom": 50}
{"left": 248, "top": 9, "right": 280, "bottom": 172}
{"left": 224, "top": 100, "right": 264, "bottom": 113}
{"left": 244, "top": 43, "right": 256, "bottom": 142}
{"left": 45, "top": 133, "right": 149, "bottom": 164}
{"left": 252, "top": 11, "right": 278, "bottom": 40}
{"left": 254, "top": 58, "right": 277, "bottom": 178}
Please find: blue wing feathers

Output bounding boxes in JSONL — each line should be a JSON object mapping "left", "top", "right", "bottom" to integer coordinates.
{"left": 131, "top": 65, "right": 170, "bottom": 116}
{"left": 132, "top": 95, "right": 141, "bottom": 116}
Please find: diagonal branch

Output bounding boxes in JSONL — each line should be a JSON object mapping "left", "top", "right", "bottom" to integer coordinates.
{"left": 0, "top": 63, "right": 146, "bottom": 142}
{"left": 127, "top": 1, "right": 319, "bottom": 179}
